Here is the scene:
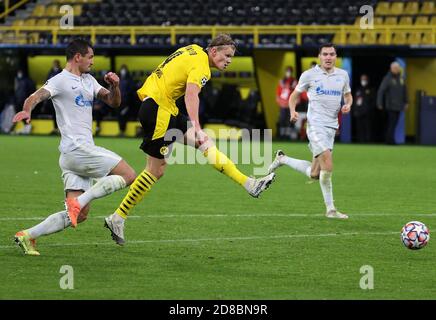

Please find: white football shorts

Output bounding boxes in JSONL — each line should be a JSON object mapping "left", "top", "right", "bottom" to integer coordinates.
{"left": 59, "top": 143, "right": 122, "bottom": 191}
{"left": 306, "top": 124, "right": 336, "bottom": 157}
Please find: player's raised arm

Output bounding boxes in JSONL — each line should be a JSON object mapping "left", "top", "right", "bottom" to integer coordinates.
{"left": 12, "top": 87, "right": 51, "bottom": 124}
{"left": 98, "top": 72, "right": 121, "bottom": 107}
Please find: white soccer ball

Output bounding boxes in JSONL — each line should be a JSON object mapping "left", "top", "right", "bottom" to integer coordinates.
{"left": 401, "top": 221, "right": 430, "bottom": 250}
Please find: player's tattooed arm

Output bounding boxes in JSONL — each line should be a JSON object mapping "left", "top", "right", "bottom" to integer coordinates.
{"left": 24, "top": 88, "right": 51, "bottom": 112}
{"left": 13, "top": 88, "right": 51, "bottom": 124}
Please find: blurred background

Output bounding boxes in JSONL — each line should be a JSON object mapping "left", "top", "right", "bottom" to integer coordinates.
{"left": 0, "top": 0, "right": 435, "bottom": 145}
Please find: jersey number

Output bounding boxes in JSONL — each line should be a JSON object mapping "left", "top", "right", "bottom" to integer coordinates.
{"left": 154, "top": 46, "right": 197, "bottom": 78}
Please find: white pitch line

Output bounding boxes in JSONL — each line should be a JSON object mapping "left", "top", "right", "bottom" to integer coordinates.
{"left": 0, "top": 213, "right": 435, "bottom": 221}
{"left": 0, "top": 215, "right": 141, "bottom": 221}
{"left": 0, "top": 231, "right": 398, "bottom": 250}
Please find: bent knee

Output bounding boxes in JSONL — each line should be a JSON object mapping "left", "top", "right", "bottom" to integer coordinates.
{"left": 125, "top": 170, "right": 137, "bottom": 186}
{"left": 310, "top": 169, "right": 320, "bottom": 180}
{"left": 154, "top": 169, "right": 165, "bottom": 180}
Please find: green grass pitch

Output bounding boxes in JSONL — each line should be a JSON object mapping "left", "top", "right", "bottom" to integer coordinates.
{"left": 0, "top": 135, "right": 435, "bottom": 299}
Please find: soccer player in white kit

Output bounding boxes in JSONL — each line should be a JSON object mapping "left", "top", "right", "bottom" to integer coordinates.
{"left": 12, "top": 39, "right": 136, "bottom": 255}
{"left": 268, "top": 43, "right": 353, "bottom": 219}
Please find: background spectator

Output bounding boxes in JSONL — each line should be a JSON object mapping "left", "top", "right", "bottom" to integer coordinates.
{"left": 352, "top": 74, "right": 376, "bottom": 143}
{"left": 13, "top": 69, "right": 35, "bottom": 134}
{"left": 276, "top": 66, "right": 297, "bottom": 140}
{"left": 117, "top": 65, "right": 136, "bottom": 136}
{"left": 377, "top": 62, "right": 408, "bottom": 145}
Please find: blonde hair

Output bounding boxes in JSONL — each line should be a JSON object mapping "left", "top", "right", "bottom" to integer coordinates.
{"left": 207, "top": 33, "right": 236, "bottom": 50}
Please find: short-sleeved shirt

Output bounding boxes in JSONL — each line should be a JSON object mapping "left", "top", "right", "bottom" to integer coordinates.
{"left": 295, "top": 65, "right": 351, "bottom": 129}
{"left": 44, "top": 69, "right": 103, "bottom": 153}
{"left": 136, "top": 44, "right": 211, "bottom": 116}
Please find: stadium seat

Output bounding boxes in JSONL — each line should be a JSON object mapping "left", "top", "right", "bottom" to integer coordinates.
{"left": 391, "top": 31, "right": 407, "bottom": 45}
{"left": 23, "top": 19, "right": 36, "bottom": 26}
{"left": 347, "top": 31, "right": 361, "bottom": 45}
{"left": 36, "top": 18, "right": 49, "bottom": 27}
{"left": 46, "top": 5, "right": 60, "bottom": 17}
{"left": 12, "top": 20, "right": 24, "bottom": 26}
{"left": 384, "top": 17, "right": 398, "bottom": 25}
{"left": 73, "top": 5, "right": 83, "bottom": 16}
{"left": 398, "top": 16, "right": 413, "bottom": 25}
{"left": 375, "top": 2, "right": 390, "bottom": 15}
{"left": 332, "top": 32, "right": 345, "bottom": 45}
{"left": 361, "top": 31, "right": 377, "bottom": 45}
{"left": 377, "top": 32, "right": 388, "bottom": 45}
{"left": 49, "top": 19, "right": 59, "bottom": 27}
{"left": 420, "top": 1, "right": 434, "bottom": 15}
{"left": 374, "top": 17, "right": 384, "bottom": 26}
{"left": 389, "top": 2, "right": 404, "bottom": 16}
{"left": 32, "top": 5, "right": 46, "bottom": 17}
{"left": 432, "top": 16, "right": 436, "bottom": 25}
{"left": 414, "top": 16, "right": 429, "bottom": 25}
{"left": 407, "top": 31, "right": 422, "bottom": 45}
{"left": 404, "top": 2, "right": 419, "bottom": 15}
{"left": 421, "top": 31, "right": 434, "bottom": 45}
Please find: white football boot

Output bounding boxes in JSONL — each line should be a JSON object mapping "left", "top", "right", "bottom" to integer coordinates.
{"left": 267, "top": 150, "right": 285, "bottom": 174}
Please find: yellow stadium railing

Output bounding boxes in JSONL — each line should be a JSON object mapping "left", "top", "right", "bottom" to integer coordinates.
{"left": 0, "top": 25, "right": 434, "bottom": 46}
{"left": 0, "top": 0, "right": 30, "bottom": 20}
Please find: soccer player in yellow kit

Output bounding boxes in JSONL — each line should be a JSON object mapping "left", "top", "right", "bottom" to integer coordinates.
{"left": 104, "top": 34, "right": 275, "bottom": 245}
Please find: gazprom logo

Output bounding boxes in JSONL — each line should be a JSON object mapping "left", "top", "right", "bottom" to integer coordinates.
{"left": 75, "top": 93, "right": 93, "bottom": 107}
{"left": 316, "top": 86, "right": 341, "bottom": 96}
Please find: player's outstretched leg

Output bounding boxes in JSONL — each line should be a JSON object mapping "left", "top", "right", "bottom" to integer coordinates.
{"left": 245, "top": 172, "right": 276, "bottom": 198}
{"left": 14, "top": 210, "right": 72, "bottom": 255}
{"left": 65, "top": 175, "right": 128, "bottom": 228}
{"left": 269, "top": 149, "right": 312, "bottom": 178}
{"left": 105, "top": 169, "right": 158, "bottom": 245}
{"left": 14, "top": 230, "right": 40, "bottom": 256}
{"left": 202, "top": 145, "right": 275, "bottom": 198}
{"left": 268, "top": 150, "right": 285, "bottom": 174}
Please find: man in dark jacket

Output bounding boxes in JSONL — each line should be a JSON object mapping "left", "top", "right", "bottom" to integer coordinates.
{"left": 117, "top": 64, "right": 136, "bottom": 136}
{"left": 353, "top": 74, "right": 376, "bottom": 143}
{"left": 377, "top": 62, "right": 408, "bottom": 144}
{"left": 14, "top": 69, "right": 36, "bottom": 134}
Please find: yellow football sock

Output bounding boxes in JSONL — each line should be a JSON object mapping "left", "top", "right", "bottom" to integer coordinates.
{"left": 115, "top": 170, "right": 157, "bottom": 219}
{"left": 204, "top": 146, "right": 248, "bottom": 186}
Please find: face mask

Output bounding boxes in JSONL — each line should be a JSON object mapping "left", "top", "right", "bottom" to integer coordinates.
{"left": 120, "top": 69, "right": 127, "bottom": 77}
{"left": 285, "top": 71, "right": 292, "bottom": 78}
{"left": 361, "top": 80, "right": 368, "bottom": 87}
{"left": 17, "top": 72, "right": 23, "bottom": 79}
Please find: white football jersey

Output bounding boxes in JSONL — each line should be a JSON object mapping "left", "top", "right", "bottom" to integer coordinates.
{"left": 296, "top": 65, "right": 351, "bottom": 129}
{"left": 44, "top": 69, "right": 103, "bottom": 153}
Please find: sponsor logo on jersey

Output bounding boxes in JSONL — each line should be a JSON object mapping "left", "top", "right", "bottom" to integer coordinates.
{"left": 75, "top": 92, "right": 93, "bottom": 107}
{"left": 316, "top": 84, "right": 341, "bottom": 96}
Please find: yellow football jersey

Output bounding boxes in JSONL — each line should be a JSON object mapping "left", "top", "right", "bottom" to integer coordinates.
{"left": 137, "top": 44, "right": 211, "bottom": 116}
